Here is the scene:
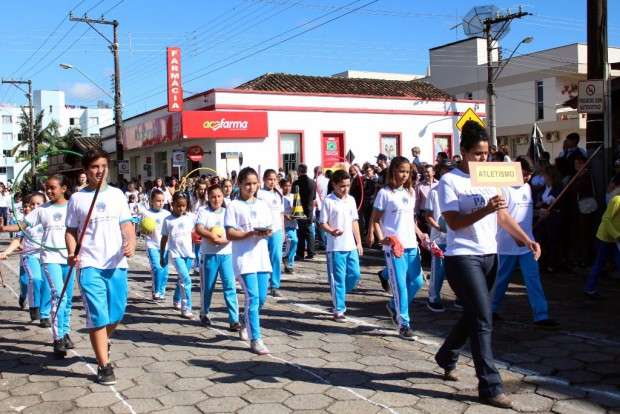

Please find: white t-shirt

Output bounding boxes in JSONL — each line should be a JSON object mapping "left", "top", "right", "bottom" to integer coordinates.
{"left": 438, "top": 168, "right": 498, "bottom": 256}
{"left": 161, "top": 213, "right": 196, "bottom": 259}
{"left": 497, "top": 184, "right": 534, "bottom": 256}
{"left": 373, "top": 187, "right": 418, "bottom": 249}
{"left": 283, "top": 194, "right": 298, "bottom": 230}
{"left": 257, "top": 188, "right": 284, "bottom": 232}
{"left": 66, "top": 186, "right": 132, "bottom": 269}
{"left": 196, "top": 206, "right": 231, "bottom": 256}
{"left": 224, "top": 198, "right": 272, "bottom": 276}
{"left": 320, "top": 193, "right": 358, "bottom": 252}
{"left": 20, "top": 223, "right": 43, "bottom": 256}
{"left": 425, "top": 187, "right": 447, "bottom": 245}
{"left": 316, "top": 175, "right": 330, "bottom": 205}
{"left": 25, "top": 202, "right": 68, "bottom": 264}
{"left": 143, "top": 208, "right": 171, "bottom": 250}
{"left": 0, "top": 192, "right": 10, "bottom": 208}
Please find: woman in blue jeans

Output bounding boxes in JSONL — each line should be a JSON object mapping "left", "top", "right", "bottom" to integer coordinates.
{"left": 435, "top": 121, "right": 541, "bottom": 409}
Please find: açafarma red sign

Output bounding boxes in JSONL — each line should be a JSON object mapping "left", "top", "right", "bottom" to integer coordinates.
{"left": 182, "top": 111, "right": 268, "bottom": 139}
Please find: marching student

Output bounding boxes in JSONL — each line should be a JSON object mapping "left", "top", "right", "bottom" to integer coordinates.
{"left": 66, "top": 149, "right": 136, "bottom": 385}
{"left": 143, "top": 189, "right": 171, "bottom": 301}
{"left": 195, "top": 184, "right": 240, "bottom": 331}
{"left": 0, "top": 193, "right": 49, "bottom": 323}
{"left": 367, "top": 156, "right": 429, "bottom": 340}
{"left": 257, "top": 169, "right": 284, "bottom": 297}
{"left": 191, "top": 179, "right": 209, "bottom": 274}
{"left": 221, "top": 179, "right": 234, "bottom": 202}
{"left": 225, "top": 167, "right": 273, "bottom": 355}
{"left": 492, "top": 156, "right": 559, "bottom": 328}
{"left": 319, "top": 170, "right": 363, "bottom": 321}
{"left": 434, "top": 121, "right": 540, "bottom": 409}
{"left": 25, "top": 175, "right": 74, "bottom": 358}
{"left": 160, "top": 192, "right": 196, "bottom": 319}
{"left": 281, "top": 179, "right": 298, "bottom": 274}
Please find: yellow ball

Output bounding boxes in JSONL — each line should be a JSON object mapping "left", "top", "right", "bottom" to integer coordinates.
{"left": 141, "top": 217, "right": 157, "bottom": 234}
{"left": 210, "top": 225, "right": 225, "bottom": 237}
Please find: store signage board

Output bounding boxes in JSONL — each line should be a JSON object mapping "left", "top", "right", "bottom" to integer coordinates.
{"left": 172, "top": 149, "right": 185, "bottom": 167}
{"left": 456, "top": 108, "right": 485, "bottom": 131}
{"left": 182, "top": 111, "right": 268, "bottom": 139}
{"left": 578, "top": 80, "right": 604, "bottom": 114}
{"left": 118, "top": 160, "right": 130, "bottom": 175}
{"left": 167, "top": 47, "right": 183, "bottom": 112}
{"left": 469, "top": 162, "right": 524, "bottom": 188}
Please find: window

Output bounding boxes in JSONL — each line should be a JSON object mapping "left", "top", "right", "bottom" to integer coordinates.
{"left": 465, "top": 92, "right": 473, "bottom": 100}
{"left": 379, "top": 134, "right": 401, "bottom": 161}
{"left": 279, "top": 132, "right": 302, "bottom": 173}
{"left": 69, "top": 118, "right": 75, "bottom": 126}
{"left": 0, "top": 167, "right": 6, "bottom": 174}
{"left": 49, "top": 105, "right": 53, "bottom": 114}
{"left": 89, "top": 117, "right": 99, "bottom": 125}
{"left": 536, "top": 80, "right": 544, "bottom": 120}
{"left": 2, "top": 115, "right": 12, "bottom": 124}
{"left": 2, "top": 132, "right": 12, "bottom": 141}
{"left": 2, "top": 150, "right": 12, "bottom": 157}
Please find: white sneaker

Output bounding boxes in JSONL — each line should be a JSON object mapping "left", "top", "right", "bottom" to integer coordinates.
{"left": 250, "top": 339, "right": 270, "bottom": 355}
{"left": 173, "top": 301, "right": 181, "bottom": 310}
{"left": 239, "top": 325, "right": 249, "bottom": 341}
{"left": 181, "top": 310, "right": 194, "bottom": 319}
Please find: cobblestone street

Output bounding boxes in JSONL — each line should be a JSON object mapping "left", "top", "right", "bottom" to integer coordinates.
{"left": 1, "top": 241, "right": 620, "bottom": 414}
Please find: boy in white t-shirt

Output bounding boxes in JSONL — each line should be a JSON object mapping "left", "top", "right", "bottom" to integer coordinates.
{"left": 319, "top": 170, "right": 363, "bottom": 321}
{"left": 66, "top": 150, "right": 136, "bottom": 386}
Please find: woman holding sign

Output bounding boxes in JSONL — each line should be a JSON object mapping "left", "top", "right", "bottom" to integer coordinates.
{"left": 434, "top": 121, "right": 540, "bottom": 409}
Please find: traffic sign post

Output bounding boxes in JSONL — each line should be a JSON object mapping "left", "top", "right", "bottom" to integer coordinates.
{"left": 578, "top": 79, "right": 604, "bottom": 114}
{"left": 456, "top": 108, "right": 485, "bottom": 131}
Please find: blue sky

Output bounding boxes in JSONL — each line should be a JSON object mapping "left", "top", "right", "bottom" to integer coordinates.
{"left": 1, "top": 0, "right": 619, "bottom": 117}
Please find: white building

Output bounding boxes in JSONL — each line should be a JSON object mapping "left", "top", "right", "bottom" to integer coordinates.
{"left": 0, "top": 90, "right": 112, "bottom": 183}
{"left": 428, "top": 38, "right": 620, "bottom": 157}
{"left": 102, "top": 73, "right": 484, "bottom": 180}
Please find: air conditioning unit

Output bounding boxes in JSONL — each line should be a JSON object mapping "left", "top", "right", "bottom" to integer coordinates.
{"left": 546, "top": 131, "right": 560, "bottom": 142}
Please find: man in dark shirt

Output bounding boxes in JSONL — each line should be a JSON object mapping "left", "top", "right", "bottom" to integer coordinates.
{"left": 293, "top": 164, "right": 316, "bottom": 260}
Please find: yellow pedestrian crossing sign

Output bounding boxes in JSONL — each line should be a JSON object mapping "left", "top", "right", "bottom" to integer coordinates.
{"left": 456, "top": 108, "right": 485, "bottom": 131}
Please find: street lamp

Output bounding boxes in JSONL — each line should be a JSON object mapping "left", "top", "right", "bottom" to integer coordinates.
{"left": 59, "top": 63, "right": 114, "bottom": 100}
{"left": 494, "top": 36, "right": 534, "bottom": 79}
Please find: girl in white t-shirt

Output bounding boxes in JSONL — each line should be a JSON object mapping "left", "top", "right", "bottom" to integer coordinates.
{"left": 143, "top": 189, "right": 171, "bottom": 301}
{"left": 195, "top": 184, "right": 240, "bottom": 331}
{"left": 257, "top": 169, "right": 284, "bottom": 297}
{"left": 25, "top": 175, "right": 74, "bottom": 359}
{"left": 435, "top": 121, "right": 540, "bottom": 409}
{"left": 161, "top": 193, "right": 196, "bottom": 319}
{"left": 225, "top": 167, "right": 273, "bottom": 355}
{"left": 367, "top": 156, "right": 429, "bottom": 341}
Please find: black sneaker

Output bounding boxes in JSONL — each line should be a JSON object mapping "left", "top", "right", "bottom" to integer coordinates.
{"left": 284, "top": 266, "right": 294, "bottom": 274}
{"left": 39, "top": 318, "right": 51, "bottom": 328}
{"left": 229, "top": 322, "right": 241, "bottom": 332}
{"left": 63, "top": 334, "right": 75, "bottom": 349}
{"left": 96, "top": 363, "right": 116, "bottom": 385}
{"left": 29, "top": 307, "right": 40, "bottom": 321}
{"left": 534, "top": 319, "right": 560, "bottom": 329}
{"left": 333, "top": 313, "right": 347, "bottom": 322}
{"left": 200, "top": 315, "right": 212, "bottom": 326}
{"left": 386, "top": 303, "right": 398, "bottom": 327}
{"left": 270, "top": 288, "right": 282, "bottom": 298}
{"left": 18, "top": 297, "right": 26, "bottom": 310}
{"left": 53, "top": 339, "right": 67, "bottom": 358}
{"left": 305, "top": 255, "right": 315, "bottom": 260}
{"left": 376, "top": 271, "right": 390, "bottom": 293}
{"left": 399, "top": 326, "right": 417, "bottom": 341}
{"left": 426, "top": 301, "right": 446, "bottom": 313}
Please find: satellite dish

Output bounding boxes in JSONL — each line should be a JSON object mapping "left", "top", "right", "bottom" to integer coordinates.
{"left": 462, "top": 5, "right": 510, "bottom": 40}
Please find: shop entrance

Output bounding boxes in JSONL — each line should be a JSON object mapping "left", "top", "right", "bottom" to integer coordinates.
{"left": 321, "top": 132, "right": 344, "bottom": 168}
{"left": 154, "top": 151, "right": 168, "bottom": 178}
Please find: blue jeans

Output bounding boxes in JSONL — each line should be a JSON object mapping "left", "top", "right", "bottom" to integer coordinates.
{"left": 436, "top": 254, "right": 503, "bottom": 398}
{"left": 201, "top": 254, "right": 239, "bottom": 324}
{"left": 492, "top": 252, "right": 549, "bottom": 321}
{"left": 428, "top": 244, "right": 446, "bottom": 304}
{"left": 284, "top": 228, "right": 298, "bottom": 268}
{"left": 585, "top": 240, "right": 620, "bottom": 293}
{"left": 267, "top": 230, "right": 283, "bottom": 289}
{"left": 19, "top": 262, "right": 29, "bottom": 301}
{"left": 238, "top": 272, "right": 269, "bottom": 341}
{"left": 22, "top": 255, "right": 50, "bottom": 318}
{"left": 326, "top": 250, "right": 360, "bottom": 314}
{"left": 147, "top": 248, "right": 169, "bottom": 297}
{"left": 172, "top": 257, "right": 193, "bottom": 312}
{"left": 384, "top": 247, "right": 424, "bottom": 328}
{"left": 44, "top": 263, "right": 75, "bottom": 341}
{"left": 193, "top": 244, "right": 201, "bottom": 270}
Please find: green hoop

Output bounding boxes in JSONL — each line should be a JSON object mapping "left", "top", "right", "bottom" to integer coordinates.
{"left": 10, "top": 149, "right": 84, "bottom": 252}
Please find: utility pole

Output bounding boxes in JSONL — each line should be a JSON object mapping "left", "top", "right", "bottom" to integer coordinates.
{"left": 483, "top": 7, "right": 531, "bottom": 147}
{"left": 586, "top": 0, "right": 610, "bottom": 194}
{"left": 69, "top": 13, "right": 124, "bottom": 184}
{"left": 1, "top": 79, "right": 35, "bottom": 191}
